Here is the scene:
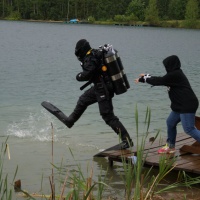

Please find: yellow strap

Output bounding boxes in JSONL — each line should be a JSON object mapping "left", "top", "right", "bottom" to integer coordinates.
{"left": 86, "top": 49, "right": 92, "bottom": 55}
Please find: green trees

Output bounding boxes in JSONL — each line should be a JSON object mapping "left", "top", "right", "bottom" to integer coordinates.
{"left": 126, "top": 0, "right": 145, "bottom": 21}
{"left": 185, "top": 0, "right": 199, "bottom": 28}
{"left": 168, "top": 0, "right": 187, "bottom": 20}
{"left": 157, "top": 0, "right": 169, "bottom": 20}
{"left": 0, "top": 0, "right": 199, "bottom": 28}
{"left": 92, "top": 0, "right": 131, "bottom": 21}
{"left": 185, "top": 0, "right": 199, "bottom": 20}
{"left": 145, "top": 0, "right": 159, "bottom": 24}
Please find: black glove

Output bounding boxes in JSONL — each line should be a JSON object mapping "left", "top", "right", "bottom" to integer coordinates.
{"left": 76, "top": 73, "right": 82, "bottom": 81}
{"left": 138, "top": 76, "right": 145, "bottom": 83}
{"left": 138, "top": 74, "right": 151, "bottom": 83}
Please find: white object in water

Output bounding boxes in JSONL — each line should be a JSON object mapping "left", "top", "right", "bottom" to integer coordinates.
{"left": 128, "top": 156, "right": 137, "bottom": 164}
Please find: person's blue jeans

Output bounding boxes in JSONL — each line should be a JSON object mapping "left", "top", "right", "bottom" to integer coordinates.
{"left": 166, "top": 111, "right": 200, "bottom": 148}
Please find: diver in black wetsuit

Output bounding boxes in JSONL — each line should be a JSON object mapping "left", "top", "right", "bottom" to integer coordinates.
{"left": 42, "top": 39, "right": 133, "bottom": 149}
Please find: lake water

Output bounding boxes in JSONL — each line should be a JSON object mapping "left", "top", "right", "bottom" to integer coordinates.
{"left": 1, "top": 20, "right": 200, "bottom": 198}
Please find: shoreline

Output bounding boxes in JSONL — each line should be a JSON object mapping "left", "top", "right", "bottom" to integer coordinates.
{"left": 1, "top": 18, "right": 200, "bottom": 29}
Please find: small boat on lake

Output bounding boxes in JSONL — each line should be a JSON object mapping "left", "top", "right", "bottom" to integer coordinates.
{"left": 64, "top": 18, "right": 90, "bottom": 24}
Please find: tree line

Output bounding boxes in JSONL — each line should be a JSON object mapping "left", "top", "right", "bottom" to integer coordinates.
{"left": 0, "top": 0, "right": 199, "bottom": 27}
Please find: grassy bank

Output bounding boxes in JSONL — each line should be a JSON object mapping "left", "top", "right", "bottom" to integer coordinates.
{"left": 93, "top": 20, "right": 200, "bottom": 29}
{"left": 1, "top": 17, "right": 200, "bottom": 29}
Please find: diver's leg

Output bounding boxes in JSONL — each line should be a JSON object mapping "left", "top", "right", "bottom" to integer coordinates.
{"left": 98, "top": 98, "right": 133, "bottom": 148}
{"left": 65, "top": 87, "right": 97, "bottom": 128}
{"left": 42, "top": 87, "right": 97, "bottom": 128}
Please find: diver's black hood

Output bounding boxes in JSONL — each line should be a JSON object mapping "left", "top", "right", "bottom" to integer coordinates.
{"left": 75, "top": 39, "right": 91, "bottom": 61}
{"left": 163, "top": 55, "right": 181, "bottom": 73}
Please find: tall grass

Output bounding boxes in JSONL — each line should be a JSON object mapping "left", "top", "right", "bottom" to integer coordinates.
{"left": 0, "top": 136, "right": 18, "bottom": 200}
{"left": 60, "top": 148, "right": 109, "bottom": 200}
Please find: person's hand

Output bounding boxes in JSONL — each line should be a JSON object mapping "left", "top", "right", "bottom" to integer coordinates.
{"left": 134, "top": 78, "right": 140, "bottom": 83}
{"left": 134, "top": 74, "right": 145, "bottom": 83}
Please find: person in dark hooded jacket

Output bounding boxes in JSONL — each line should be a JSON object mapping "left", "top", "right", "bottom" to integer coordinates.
{"left": 135, "top": 55, "right": 200, "bottom": 153}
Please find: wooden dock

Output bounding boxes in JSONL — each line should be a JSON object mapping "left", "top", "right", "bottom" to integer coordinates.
{"left": 94, "top": 117, "right": 200, "bottom": 175}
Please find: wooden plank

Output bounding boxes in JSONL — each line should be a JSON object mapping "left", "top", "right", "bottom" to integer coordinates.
{"left": 174, "top": 158, "right": 200, "bottom": 174}
{"left": 94, "top": 132, "right": 194, "bottom": 158}
{"left": 142, "top": 137, "right": 196, "bottom": 166}
{"left": 102, "top": 149, "right": 134, "bottom": 158}
{"left": 180, "top": 145, "right": 200, "bottom": 154}
{"left": 94, "top": 128, "right": 200, "bottom": 174}
{"left": 141, "top": 133, "right": 193, "bottom": 153}
{"left": 94, "top": 143, "right": 127, "bottom": 157}
{"left": 175, "top": 154, "right": 200, "bottom": 165}
{"left": 143, "top": 134, "right": 200, "bottom": 173}
{"left": 176, "top": 154, "right": 200, "bottom": 165}
{"left": 94, "top": 142, "right": 137, "bottom": 157}
{"left": 105, "top": 135, "right": 196, "bottom": 167}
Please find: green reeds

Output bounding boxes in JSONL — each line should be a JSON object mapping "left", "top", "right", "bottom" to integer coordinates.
{"left": 133, "top": 105, "right": 154, "bottom": 200}
{"left": 120, "top": 105, "right": 200, "bottom": 200}
{"left": 120, "top": 105, "right": 153, "bottom": 200}
{"left": 120, "top": 105, "right": 176, "bottom": 200}
{"left": 64, "top": 148, "right": 109, "bottom": 200}
{"left": 0, "top": 136, "right": 17, "bottom": 200}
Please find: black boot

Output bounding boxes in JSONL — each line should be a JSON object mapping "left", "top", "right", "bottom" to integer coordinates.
{"left": 104, "top": 116, "right": 134, "bottom": 149}
{"left": 65, "top": 105, "right": 87, "bottom": 128}
{"left": 61, "top": 114, "right": 74, "bottom": 128}
{"left": 41, "top": 101, "right": 74, "bottom": 128}
{"left": 52, "top": 112, "right": 74, "bottom": 128}
{"left": 120, "top": 133, "right": 134, "bottom": 149}
{"left": 121, "top": 138, "right": 134, "bottom": 149}
{"left": 60, "top": 103, "right": 87, "bottom": 128}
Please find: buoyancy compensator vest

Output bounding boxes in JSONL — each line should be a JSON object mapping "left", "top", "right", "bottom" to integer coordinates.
{"left": 99, "top": 44, "right": 130, "bottom": 95}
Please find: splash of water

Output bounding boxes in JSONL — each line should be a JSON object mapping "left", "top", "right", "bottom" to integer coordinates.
{"left": 7, "top": 109, "right": 58, "bottom": 142}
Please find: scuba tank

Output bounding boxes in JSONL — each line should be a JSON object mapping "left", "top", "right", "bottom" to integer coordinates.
{"left": 103, "top": 44, "right": 127, "bottom": 95}
{"left": 79, "top": 44, "right": 130, "bottom": 94}
{"left": 115, "top": 50, "right": 130, "bottom": 89}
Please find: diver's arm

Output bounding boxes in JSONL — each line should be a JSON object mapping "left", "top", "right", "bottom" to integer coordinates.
{"left": 76, "top": 57, "right": 97, "bottom": 82}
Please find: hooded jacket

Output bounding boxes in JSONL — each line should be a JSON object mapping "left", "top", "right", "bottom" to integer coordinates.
{"left": 145, "top": 55, "right": 199, "bottom": 113}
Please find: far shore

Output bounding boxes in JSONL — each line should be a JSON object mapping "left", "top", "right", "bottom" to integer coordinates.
{"left": 1, "top": 18, "right": 200, "bottom": 29}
